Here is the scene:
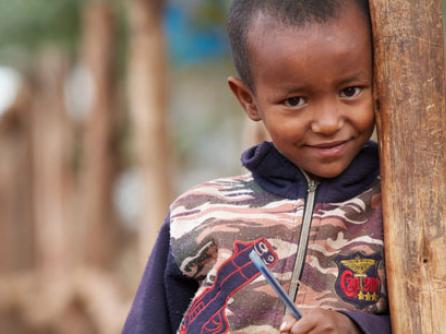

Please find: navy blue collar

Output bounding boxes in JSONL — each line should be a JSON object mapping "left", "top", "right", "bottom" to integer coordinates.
{"left": 241, "top": 141, "right": 380, "bottom": 203}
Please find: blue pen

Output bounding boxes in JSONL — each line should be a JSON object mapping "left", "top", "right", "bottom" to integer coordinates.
{"left": 249, "top": 250, "right": 302, "bottom": 320}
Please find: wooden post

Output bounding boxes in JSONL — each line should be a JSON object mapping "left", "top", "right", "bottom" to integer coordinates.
{"left": 127, "top": 0, "right": 171, "bottom": 266}
{"left": 80, "top": 1, "right": 117, "bottom": 268}
{"left": 369, "top": 1, "right": 446, "bottom": 333}
{"left": 0, "top": 82, "right": 34, "bottom": 274}
{"left": 31, "top": 51, "right": 72, "bottom": 275}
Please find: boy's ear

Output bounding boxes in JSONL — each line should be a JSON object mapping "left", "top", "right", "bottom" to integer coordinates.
{"left": 227, "top": 76, "right": 261, "bottom": 121}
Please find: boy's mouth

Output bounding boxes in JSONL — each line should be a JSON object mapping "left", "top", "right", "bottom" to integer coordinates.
{"left": 305, "top": 140, "right": 350, "bottom": 158}
{"left": 307, "top": 140, "right": 349, "bottom": 149}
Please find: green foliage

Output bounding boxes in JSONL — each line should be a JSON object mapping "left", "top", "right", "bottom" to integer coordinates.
{"left": 0, "top": 0, "right": 85, "bottom": 52}
{"left": 192, "top": 0, "right": 228, "bottom": 28}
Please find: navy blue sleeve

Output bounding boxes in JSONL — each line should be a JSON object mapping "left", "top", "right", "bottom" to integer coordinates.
{"left": 341, "top": 311, "right": 391, "bottom": 334}
{"left": 122, "top": 218, "right": 198, "bottom": 334}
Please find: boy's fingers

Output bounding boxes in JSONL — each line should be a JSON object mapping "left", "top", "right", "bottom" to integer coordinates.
{"left": 279, "top": 313, "right": 297, "bottom": 332}
{"left": 279, "top": 322, "right": 289, "bottom": 332}
{"left": 280, "top": 313, "right": 316, "bottom": 334}
{"left": 289, "top": 318, "right": 316, "bottom": 334}
{"left": 279, "top": 320, "right": 293, "bottom": 332}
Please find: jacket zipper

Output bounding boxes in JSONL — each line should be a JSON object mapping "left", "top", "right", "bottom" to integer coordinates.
{"left": 288, "top": 171, "right": 319, "bottom": 303}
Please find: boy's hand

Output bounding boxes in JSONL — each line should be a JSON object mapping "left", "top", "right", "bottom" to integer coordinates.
{"left": 279, "top": 308, "right": 361, "bottom": 334}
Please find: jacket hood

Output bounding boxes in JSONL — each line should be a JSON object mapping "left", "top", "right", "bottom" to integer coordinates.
{"left": 241, "top": 141, "right": 380, "bottom": 202}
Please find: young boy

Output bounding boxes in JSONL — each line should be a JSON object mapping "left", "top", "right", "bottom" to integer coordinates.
{"left": 123, "top": 0, "right": 390, "bottom": 333}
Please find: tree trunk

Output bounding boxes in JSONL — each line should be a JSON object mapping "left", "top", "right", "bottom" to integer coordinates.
{"left": 0, "top": 83, "right": 34, "bottom": 273}
{"left": 80, "top": 2, "right": 117, "bottom": 268}
{"left": 127, "top": 0, "right": 171, "bottom": 266}
{"left": 369, "top": 1, "right": 446, "bottom": 333}
{"left": 31, "top": 50, "right": 73, "bottom": 275}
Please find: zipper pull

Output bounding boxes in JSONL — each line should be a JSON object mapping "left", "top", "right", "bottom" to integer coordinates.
{"left": 299, "top": 168, "right": 319, "bottom": 193}
{"left": 307, "top": 179, "right": 318, "bottom": 193}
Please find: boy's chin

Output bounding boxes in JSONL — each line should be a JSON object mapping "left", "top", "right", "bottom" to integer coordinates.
{"left": 304, "top": 163, "right": 350, "bottom": 180}
{"left": 307, "top": 170, "right": 342, "bottom": 180}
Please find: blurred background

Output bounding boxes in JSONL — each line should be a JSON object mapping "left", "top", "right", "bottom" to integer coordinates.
{"left": 1, "top": 1, "right": 445, "bottom": 333}
{"left": 0, "top": 0, "right": 270, "bottom": 333}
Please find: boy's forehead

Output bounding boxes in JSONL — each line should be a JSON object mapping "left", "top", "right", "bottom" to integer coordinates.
{"left": 246, "top": 15, "right": 328, "bottom": 59}
{"left": 246, "top": 1, "right": 367, "bottom": 38}
{"left": 246, "top": 3, "right": 369, "bottom": 51}
{"left": 245, "top": 3, "right": 371, "bottom": 87}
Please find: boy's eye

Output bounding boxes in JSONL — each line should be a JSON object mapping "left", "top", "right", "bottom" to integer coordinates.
{"left": 284, "top": 96, "right": 306, "bottom": 108}
{"left": 340, "top": 87, "right": 362, "bottom": 98}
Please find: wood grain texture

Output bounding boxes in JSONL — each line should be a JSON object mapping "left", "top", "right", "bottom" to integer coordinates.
{"left": 369, "top": 1, "right": 446, "bottom": 333}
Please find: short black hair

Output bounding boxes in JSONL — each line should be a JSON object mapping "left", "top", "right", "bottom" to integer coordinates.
{"left": 227, "top": 0, "right": 370, "bottom": 90}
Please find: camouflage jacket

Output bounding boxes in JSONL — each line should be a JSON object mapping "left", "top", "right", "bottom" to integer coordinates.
{"left": 123, "top": 141, "right": 390, "bottom": 334}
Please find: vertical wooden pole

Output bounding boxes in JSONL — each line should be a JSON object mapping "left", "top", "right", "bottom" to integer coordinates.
{"left": 31, "top": 51, "right": 72, "bottom": 275}
{"left": 127, "top": 0, "right": 171, "bottom": 266}
{"left": 0, "top": 84, "right": 34, "bottom": 273}
{"left": 80, "top": 1, "right": 117, "bottom": 268}
{"left": 369, "top": 1, "right": 446, "bottom": 333}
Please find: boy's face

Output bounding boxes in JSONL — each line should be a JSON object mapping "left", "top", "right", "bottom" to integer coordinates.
{"left": 229, "top": 3, "right": 374, "bottom": 179}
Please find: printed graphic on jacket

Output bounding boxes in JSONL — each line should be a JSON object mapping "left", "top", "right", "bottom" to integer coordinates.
{"left": 179, "top": 238, "right": 278, "bottom": 334}
{"left": 335, "top": 252, "right": 382, "bottom": 308}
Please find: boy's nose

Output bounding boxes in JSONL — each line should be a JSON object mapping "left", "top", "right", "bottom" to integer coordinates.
{"left": 311, "top": 103, "right": 343, "bottom": 135}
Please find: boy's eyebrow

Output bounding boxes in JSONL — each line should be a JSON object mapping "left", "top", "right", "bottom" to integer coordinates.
{"left": 269, "top": 71, "right": 371, "bottom": 98}
{"left": 283, "top": 87, "right": 306, "bottom": 94}
{"left": 336, "top": 72, "right": 369, "bottom": 86}
{"left": 267, "top": 87, "right": 306, "bottom": 101}
{"left": 275, "top": 84, "right": 306, "bottom": 95}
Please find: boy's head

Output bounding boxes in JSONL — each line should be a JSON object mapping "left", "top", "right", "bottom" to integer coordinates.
{"left": 227, "top": 0, "right": 375, "bottom": 179}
